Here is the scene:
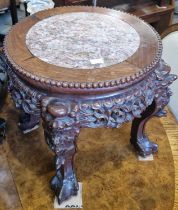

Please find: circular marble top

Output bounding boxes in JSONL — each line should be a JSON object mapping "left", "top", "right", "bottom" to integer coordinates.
{"left": 26, "top": 12, "right": 140, "bottom": 69}
{"left": 4, "top": 6, "right": 162, "bottom": 94}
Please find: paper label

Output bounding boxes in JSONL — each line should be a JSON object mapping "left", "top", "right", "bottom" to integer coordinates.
{"left": 138, "top": 154, "right": 154, "bottom": 161}
{"left": 90, "top": 58, "right": 104, "bottom": 65}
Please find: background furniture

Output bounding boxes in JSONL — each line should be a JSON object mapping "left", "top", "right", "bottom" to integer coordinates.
{"left": 130, "top": 0, "right": 175, "bottom": 33}
{"left": 54, "top": 0, "right": 175, "bottom": 33}
{"left": 0, "top": 0, "right": 9, "bottom": 9}
{"left": 3, "top": 6, "right": 176, "bottom": 204}
{"left": 10, "top": 0, "right": 18, "bottom": 24}
{"left": 0, "top": 0, "right": 175, "bottom": 33}
{"left": 0, "top": 0, "right": 19, "bottom": 24}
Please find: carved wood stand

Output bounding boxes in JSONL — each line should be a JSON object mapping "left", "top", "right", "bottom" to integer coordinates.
{"left": 2, "top": 6, "right": 177, "bottom": 205}
{"left": 2, "top": 55, "right": 176, "bottom": 203}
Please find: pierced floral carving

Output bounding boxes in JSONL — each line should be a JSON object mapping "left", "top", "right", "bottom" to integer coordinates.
{"left": 74, "top": 60, "right": 176, "bottom": 129}
{"left": 3, "top": 54, "right": 44, "bottom": 132}
{"left": 154, "top": 60, "right": 177, "bottom": 116}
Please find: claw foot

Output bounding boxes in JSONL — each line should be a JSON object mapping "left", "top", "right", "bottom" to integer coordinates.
{"left": 51, "top": 170, "right": 63, "bottom": 197}
{"left": 58, "top": 179, "right": 78, "bottom": 204}
{"left": 51, "top": 171, "right": 78, "bottom": 204}
{"left": 131, "top": 136, "right": 158, "bottom": 157}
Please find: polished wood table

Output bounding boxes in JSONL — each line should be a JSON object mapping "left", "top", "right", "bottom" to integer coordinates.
{"left": 2, "top": 6, "right": 177, "bottom": 204}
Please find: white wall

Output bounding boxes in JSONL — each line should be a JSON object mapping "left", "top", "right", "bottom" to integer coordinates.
{"left": 162, "top": 31, "right": 178, "bottom": 121}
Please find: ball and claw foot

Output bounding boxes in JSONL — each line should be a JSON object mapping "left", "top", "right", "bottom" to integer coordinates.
{"left": 51, "top": 170, "right": 79, "bottom": 204}
{"left": 131, "top": 136, "right": 158, "bottom": 157}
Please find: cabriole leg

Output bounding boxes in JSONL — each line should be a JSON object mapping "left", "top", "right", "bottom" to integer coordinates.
{"left": 42, "top": 98, "right": 80, "bottom": 204}
{"left": 130, "top": 100, "right": 158, "bottom": 157}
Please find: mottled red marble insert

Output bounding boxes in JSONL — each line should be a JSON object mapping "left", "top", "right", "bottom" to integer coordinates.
{"left": 26, "top": 12, "right": 140, "bottom": 69}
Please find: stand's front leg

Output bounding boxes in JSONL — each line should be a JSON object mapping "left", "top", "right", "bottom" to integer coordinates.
{"left": 50, "top": 126, "right": 79, "bottom": 203}
{"left": 42, "top": 98, "right": 80, "bottom": 204}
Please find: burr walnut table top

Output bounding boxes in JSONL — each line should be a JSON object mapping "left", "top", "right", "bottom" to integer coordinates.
{"left": 4, "top": 6, "right": 162, "bottom": 94}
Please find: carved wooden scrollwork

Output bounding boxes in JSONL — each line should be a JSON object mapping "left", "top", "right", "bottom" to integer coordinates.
{"left": 154, "top": 60, "right": 177, "bottom": 117}
{"left": 76, "top": 60, "right": 176, "bottom": 129}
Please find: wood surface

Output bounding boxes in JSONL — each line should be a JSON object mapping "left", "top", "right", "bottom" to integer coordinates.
{"left": 161, "top": 23, "right": 178, "bottom": 38}
{"left": 53, "top": 1, "right": 174, "bottom": 33}
{"left": 161, "top": 109, "right": 178, "bottom": 210}
{"left": 4, "top": 6, "right": 162, "bottom": 93}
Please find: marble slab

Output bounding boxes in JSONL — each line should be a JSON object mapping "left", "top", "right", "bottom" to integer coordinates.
{"left": 26, "top": 12, "right": 140, "bottom": 69}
